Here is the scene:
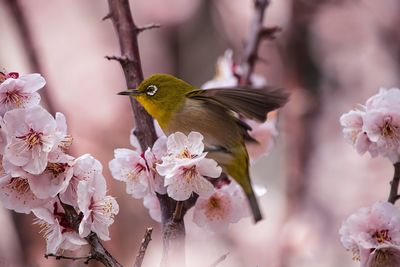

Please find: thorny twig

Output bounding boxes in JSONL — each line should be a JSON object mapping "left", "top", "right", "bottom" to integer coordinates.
{"left": 45, "top": 253, "right": 94, "bottom": 264}
{"left": 133, "top": 228, "right": 153, "bottom": 267}
{"left": 208, "top": 252, "right": 229, "bottom": 267}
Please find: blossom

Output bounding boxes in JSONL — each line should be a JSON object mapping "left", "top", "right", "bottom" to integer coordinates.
{"left": 245, "top": 112, "right": 278, "bottom": 162}
{"left": 77, "top": 180, "right": 119, "bottom": 240}
{"left": 0, "top": 172, "right": 48, "bottom": 213}
{"left": 365, "top": 88, "right": 400, "bottom": 112}
{"left": 3, "top": 106, "right": 57, "bottom": 174}
{"left": 60, "top": 154, "right": 103, "bottom": 206}
{"left": 192, "top": 181, "right": 249, "bottom": 232}
{"left": 109, "top": 148, "right": 151, "bottom": 198}
{"left": 156, "top": 132, "right": 221, "bottom": 201}
{"left": 143, "top": 193, "right": 162, "bottom": 223}
{"left": 144, "top": 135, "right": 167, "bottom": 194}
{"left": 0, "top": 73, "right": 45, "bottom": 116}
{"left": 363, "top": 109, "right": 400, "bottom": 162}
{"left": 32, "top": 201, "right": 87, "bottom": 254}
{"left": 339, "top": 202, "right": 400, "bottom": 266}
{"left": 28, "top": 153, "right": 74, "bottom": 199}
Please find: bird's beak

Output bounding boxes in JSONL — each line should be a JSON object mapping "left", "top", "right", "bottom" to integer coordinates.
{"left": 117, "top": 89, "right": 142, "bottom": 96}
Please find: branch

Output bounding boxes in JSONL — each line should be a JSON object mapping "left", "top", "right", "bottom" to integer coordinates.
{"left": 59, "top": 200, "right": 123, "bottom": 267}
{"left": 133, "top": 228, "right": 153, "bottom": 267}
{"left": 45, "top": 253, "right": 94, "bottom": 264}
{"left": 239, "top": 0, "right": 275, "bottom": 85}
{"left": 105, "top": 1, "right": 188, "bottom": 267}
{"left": 136, "top": 23, "right": 161, "bottom": 34}
{"left": 388, "top": 162, "right": 400, "bottom": 204}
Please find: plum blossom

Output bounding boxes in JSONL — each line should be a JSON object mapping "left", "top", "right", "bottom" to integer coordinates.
{"left": 33, "top": 201, "right": 87, "bottom": 254}
{"left": 3, "top": 106, "right": 57, "bottom": 174}
{"left": 143, "top": 193, "right": 162, "bottom": 222}
{"left": 77, "top": 179, "right": 119, "bottom": 240}
{"left": 156, "top": 132, "right": 221, "bottom": 201}
{"left": 0, "top": 172, "right": 48, "bottom": 213}
{"left": 109, "top": 148, "right": 151, "bottom": 198}
{"left": 60, "top": 154, "right": 103, "bottom": 206}
{"left": 0, "top": 73, "right": 45, "bottom": 116}
{"left": 144, "top": 135, "right": 167, "bottom": 194}
{"left": 341, "top": 87, "right": 400, "bottom": 162}
{"left": 339, "top": 202, "right": 400, "bottom": 267}
{"left": 28, "top": 153, "right": 74, "bottom": 199}
{"left": 192, "top": 181, "right": 249, "bottom": 232}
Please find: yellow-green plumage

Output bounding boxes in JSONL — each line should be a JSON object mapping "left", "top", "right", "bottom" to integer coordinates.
{"left": 119, "top": 74, "right": 289, "bottom": 222}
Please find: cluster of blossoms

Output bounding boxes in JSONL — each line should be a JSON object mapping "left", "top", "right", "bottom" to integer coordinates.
{"left": 340, "top": 88, "right": 400, "bottom": 162}
{"left": 0, "top": 71, "right": 119, "bottom": 254}
{"left": 340, "top": 87, "right": 400, "bottom": 266}
{"left": 110, "top": 131, "right": 252, "bottom": 231}
{"left": 339, "top": 202, "right": 400, "bottom": 267}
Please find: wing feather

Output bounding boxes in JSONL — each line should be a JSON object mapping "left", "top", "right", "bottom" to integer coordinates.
{"left": 186, "top": 87, "right": 289, "bottom": 122}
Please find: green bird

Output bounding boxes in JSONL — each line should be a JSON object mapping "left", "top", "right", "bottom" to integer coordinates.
{"left": 119, "top": 74, "right": 288, "bottom": 222}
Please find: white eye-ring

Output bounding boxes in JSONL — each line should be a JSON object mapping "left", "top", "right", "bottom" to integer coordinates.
{"left": 146, "top": 85, "right": 158, "bottom": 96}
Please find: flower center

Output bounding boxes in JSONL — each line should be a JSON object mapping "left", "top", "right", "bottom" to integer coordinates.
{"left": 2, "top": 89, "right": 26, "bottom": 107}
{"left": 127, "top": 164, "right": 145, "bottom": 181}
{"left": 46, "top": 162, "right": 69, "bottom": 176}
{"left": 17, "top": 128, "right": 43, "bottom": 150}
{"left": 8, "top": 177, "right": 30, "bottom": 194}
{"left": 381, "top": 117, "right": 399, "bottom": 139}
{"left": 372, "top": 229, "right": 391, "bottom": 244}
{"left": 183, "top": 165, "right": 197, "bottom": 182}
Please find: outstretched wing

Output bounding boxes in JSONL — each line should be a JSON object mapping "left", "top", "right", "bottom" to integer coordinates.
{"left": 186, "top": 86, "right": 289, "bottom": 122}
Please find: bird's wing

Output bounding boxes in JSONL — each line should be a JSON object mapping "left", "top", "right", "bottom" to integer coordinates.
{"left": 186, "top": 86, "right": 289, "bottom": 122}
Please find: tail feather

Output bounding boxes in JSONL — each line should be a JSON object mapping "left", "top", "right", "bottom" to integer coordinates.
{"left": 246, "top": 191, "right": 263, "bottom": 223}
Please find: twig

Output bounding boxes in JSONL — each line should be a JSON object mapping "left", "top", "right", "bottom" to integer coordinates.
{"left": 45, "top": 253, "right": 94, "bottom": 263}
{"left": 59, "top": 200, "right": 123, "bottom": 267}
{"left": 239, "top": 0, "right": 274, "bottom": 85}
{"left": 105, "top": 1, "right": 187, "bottom": 267}
{"left": 388, "top": 162, "right": 400, "bottom": 204}
{"left": 136, "top": 23, "right": 161, "bottom": 34}
{"left": 209, "top": 252, "right": 229, "bottom": 267}
{"left": 173, "top": 201, "right": 184, "bottom": 222}
{"left": 133, "top": 228, "right": 153, "bottom": 267}
{"left": 4, "top": 0, "right": 56, "bottom": 116}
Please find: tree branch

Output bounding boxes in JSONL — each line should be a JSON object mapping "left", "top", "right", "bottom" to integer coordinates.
{"left": 388, "top": 162, "right": 400, "bottom": 204}
{"left": 105, "top": 1, "right": 187, "bottom": 267}
{"left": 239, "top": 0, "right": 277, "bottom": 85}
{"left": 45, "top": 253, "right": 94, "bottom": 264}
{"left": 208, "top": 252, "right": 229, "bottom": 267}
{"left": 133, "top": 228, "right": 153, "bottom": 267}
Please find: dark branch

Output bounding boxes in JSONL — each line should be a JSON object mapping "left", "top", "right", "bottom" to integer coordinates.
{"left": 103, "top": 13, "right": 113, "bottom": 21}
{"left": 133, "top": 228, "right": 153, "bottom": 267}
{"left": 136, "top": 23, "right": 161, "bottom": 34}
{"left": 45, "top": 253, "right": 94, "bottom": 264}
{"left": 388, "top": 162, "right": 400, "bottom": 204}
{"left": 239, "top": 0, "right": 273, "bottom": 85}
{"left": 209, "top": 252, "right": 229, "bottom": 267}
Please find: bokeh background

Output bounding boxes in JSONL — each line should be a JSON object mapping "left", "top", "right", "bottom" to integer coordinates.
{"left": 1, "top": 0, "right": 400, "bottom": 266}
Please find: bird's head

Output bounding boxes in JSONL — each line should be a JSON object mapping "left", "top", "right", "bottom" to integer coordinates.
{"left": 118, "top": 74, "right": 194, "bottom": 126}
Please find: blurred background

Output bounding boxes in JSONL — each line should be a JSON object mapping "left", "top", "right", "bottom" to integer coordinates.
{"left": 1, "top": 0, "right": 400, "bottom": 266}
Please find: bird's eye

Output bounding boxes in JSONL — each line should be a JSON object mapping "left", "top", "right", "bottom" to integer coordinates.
{"left": 145, "top": 85, "right": 158, "bottom": 96}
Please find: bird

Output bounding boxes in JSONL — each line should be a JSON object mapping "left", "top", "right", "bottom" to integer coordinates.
{"left": 118, "top": 73, "right": 289, "bottom": 222}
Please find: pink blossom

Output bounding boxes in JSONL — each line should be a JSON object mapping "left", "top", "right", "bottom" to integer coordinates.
{"left": 245, "top": 113, "right": 278, "bottom": 162}
{"left": 3, "top": 106, "right": 57, "bottom": 174}
{"left": 156, "top": 132, "right": 221, "bottom": 201}
{"left": 109, "top": 148, "right": 151, "bottom": 199}
{"left": 365, "top": 88, "right": 400, "bottom": 112}
{"left": 363, "top": 109, "right": 400, "bottom": 162}
{"left": 143, "top": 193, "right": 162, "bottom": 223}
{"left": 28, "top": 153, "right": 74, "bottom": 199}
{"left": 144, "top": 135, "right": 167, "bottom": 194}
{"left": 77, "top": 180, "right": 119, "bottom": 240}
{"left": 339, "top": 202, "right": 400, "bottom": 266}
{"left": 60, "top": 154, "right": 103, "bottom": 206}
{"left": 0, "top": 73, "right": 45, "bottom": 116}
{"left": 32, "top": 201, "right": 87, "bottom": 254}
{"left": 0, "top": 172, "right": 48, "bottom": 213}
{"left": 192, "top": 181, "right": 249, "bottom": 232}
{"left": 201, "top": 50, "right": 238, "bottom": 89}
